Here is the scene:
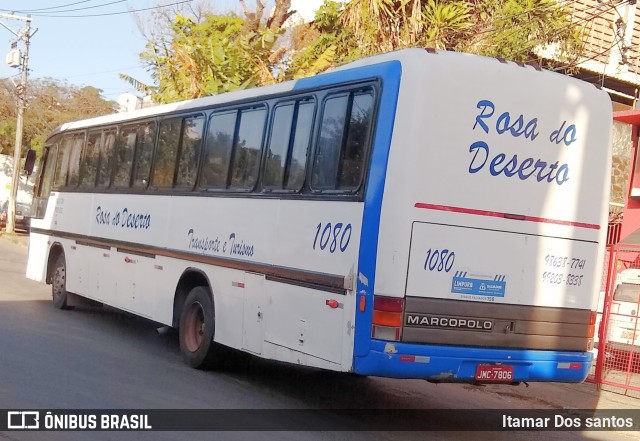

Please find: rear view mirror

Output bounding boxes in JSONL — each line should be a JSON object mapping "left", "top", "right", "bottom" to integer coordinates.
{"left": 24, "top": 149, "right": 36, "bottom": 177}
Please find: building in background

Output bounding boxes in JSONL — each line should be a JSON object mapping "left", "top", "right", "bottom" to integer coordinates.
{"left": 117, "top": 93, "right": 142, "bottom": 113}
{"left": 562, "top": 1, "right": 639, "bottom": 110}
{"left": 556, "top": 2, "right": 640, "bottom": 226}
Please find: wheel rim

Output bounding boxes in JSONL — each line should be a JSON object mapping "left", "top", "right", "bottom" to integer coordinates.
{"left": 183, "top": 301, "right": 205, "bottom": 352}
{"left": 52, "top": 263, "right": 65, "bottom": 302}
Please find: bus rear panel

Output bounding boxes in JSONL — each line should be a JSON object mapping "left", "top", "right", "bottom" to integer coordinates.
{"left": 352, "top": 50, "right": 611, "bottom": 383}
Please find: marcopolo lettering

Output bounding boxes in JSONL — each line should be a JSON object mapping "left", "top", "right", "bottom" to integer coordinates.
{"left": 406, "top": 314, "right": 493, "bottom": 330}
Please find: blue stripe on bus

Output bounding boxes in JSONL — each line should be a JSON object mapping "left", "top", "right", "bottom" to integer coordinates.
{"left": 296, "top": 60, "right": 403, "bottom": 360}
{"left": 354, "top": 62, "right": 402, "bottom": 357}
{"left": 354, "top": 340, "right": 593, "bottom": 382}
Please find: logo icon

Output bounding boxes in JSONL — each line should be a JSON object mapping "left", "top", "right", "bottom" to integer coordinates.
{"left": 7, "top": 411, "right": 39, "bottom": 429}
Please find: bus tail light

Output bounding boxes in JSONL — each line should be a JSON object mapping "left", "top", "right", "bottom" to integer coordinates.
{"left": 372, "top": 296, "right": 404, "bottom": 341}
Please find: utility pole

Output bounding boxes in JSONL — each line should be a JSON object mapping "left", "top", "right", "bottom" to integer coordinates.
{"left": 0, "top": 13, "right": 33, "bottom": 234}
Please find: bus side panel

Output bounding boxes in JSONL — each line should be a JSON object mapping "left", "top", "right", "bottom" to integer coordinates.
{"left": 31, "top": 190, "right": 364, "bottom": 372}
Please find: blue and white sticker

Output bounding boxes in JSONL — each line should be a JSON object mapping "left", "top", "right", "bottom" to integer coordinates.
{"left": 451, "top": 272, "right": 506, "bottom": 297}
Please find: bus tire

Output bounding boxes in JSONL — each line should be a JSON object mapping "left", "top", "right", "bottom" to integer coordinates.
{"left": 179, "top": 286, "right": 218, "bottom": 369}
{"left": 51, "top": 254, "right": 71, "bottom": 310}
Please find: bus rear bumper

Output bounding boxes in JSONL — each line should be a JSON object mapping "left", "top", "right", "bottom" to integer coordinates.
{"left": 353, "top": 340, "right": 593, "bottom": 383}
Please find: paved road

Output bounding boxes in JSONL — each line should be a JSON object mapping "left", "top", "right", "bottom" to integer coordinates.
{"left": 0, "top": 238, "right": 634, "bottom": 441}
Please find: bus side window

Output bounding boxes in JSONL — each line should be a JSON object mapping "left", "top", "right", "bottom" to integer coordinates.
{"left": 229, "top": 107, "right": 266, "bottom": 190}
{"left": 53, "top": 135, "right": 73, "bottom": 189}
{"left": 113, "top": 126, "right": 138, "bottom": 188}
{"left": 264, "top": 100, "right": 314, "bottom": 192}
{"left": 32, "top": 143, "right": 58, "bottom": 218}
{"left": 152, "top": 118, "right": 181, "bottom": 188}
{"left": 340, "top": 91, "right": 374, "bottom": 189}
{"left": 79, "top": 131, "right": 102, "bottom": 189}
{"left": 312, "top": 88, "right": 375, "bottom": 192}
{"left": 66, "top": 134, "right": 85, "bottom": 188}
{"left": 175, "top": 115, "right": 205, "bottom": 189}
{"left": 132, "top": 123, "right": 156, "bottom": 189}
{"left": 53, "top": 133, "right": 84, "bottom": 189}
{"left": 265, "top": 103, "right": 294, "bottom": 189}
{"left": 201, "top": 111, "right": 237, "bottom": 189}
{"left": 96, "top": 130, "right": 117, "bottom": 189}
{"left": 39, "top": 144, "right": 58, "bottom": 198}
{"left": 312, "top": 94, "right": 349, "bottom": 191}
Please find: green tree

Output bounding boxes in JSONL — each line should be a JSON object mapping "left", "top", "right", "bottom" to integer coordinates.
{"left": 0, "top": 79, "right": 116, "bottom": 157}
{"left": 136, "top": 0, "right": 294, "bottom": 103}
{"left": 288, "top": 0, "right": 584, "bottom": 74}
{"left": 133, "top": 0, "right": 584, "bottom": 98}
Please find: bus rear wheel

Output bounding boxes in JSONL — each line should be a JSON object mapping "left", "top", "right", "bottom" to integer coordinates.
{"left": 179, "top": 286, "right": 218, "bottom": 369}
{"left": 51, "top": 254, "right": 71, "bottom": 310}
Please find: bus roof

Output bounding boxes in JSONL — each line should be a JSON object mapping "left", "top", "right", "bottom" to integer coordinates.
{"left": 51, "top": 48, "right": 602, "bottom": 137}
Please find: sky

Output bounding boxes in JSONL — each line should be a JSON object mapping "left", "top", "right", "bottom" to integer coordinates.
{"left": 0, "top": 0, "right": 323, "bottom": 102}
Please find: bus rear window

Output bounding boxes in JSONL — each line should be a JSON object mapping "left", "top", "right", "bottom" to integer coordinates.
{"left": 614, "top": 283, "right": 640, "bottom": 303}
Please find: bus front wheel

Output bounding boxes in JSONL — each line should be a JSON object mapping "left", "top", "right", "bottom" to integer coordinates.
{"left": 51, "top": 254, "right": 71, "bottom": 310}
{"left": 179, "top": 286, "right": 218, "bottom": 369}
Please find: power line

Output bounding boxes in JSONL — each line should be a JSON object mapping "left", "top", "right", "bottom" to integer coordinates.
{"left": 16, "top": 0, "right": 128, "bottom": 15}
{"left": 0, "top": 0, "right": 193, "bottom": 18}
{"left": 524, "top": 2, "right": 622, "bottom": 71}
{"left": 512, "top": 2, "right": 618, "bottom": 62}
{"left": 468, "top": 0, "right": 593, "bottom": 43}
{"left": 6, "top": 0, "right": 100, "bottom": 13}
{"left": 552, "top": 39, "right": 620, "bottom": 72}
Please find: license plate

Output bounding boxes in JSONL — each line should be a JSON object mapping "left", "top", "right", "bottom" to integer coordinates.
{"left": 15, "top": 215, "right": 23, "bottom": 220}
{"left": 475, "top": 364, "right": 514, "bottom": 382}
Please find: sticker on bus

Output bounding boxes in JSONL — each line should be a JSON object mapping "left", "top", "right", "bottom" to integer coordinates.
{"left": 451, "top": 272, "right": 506, "bottom": 297}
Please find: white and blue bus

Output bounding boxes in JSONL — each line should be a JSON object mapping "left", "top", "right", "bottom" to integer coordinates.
{"left": 27, "top": 49, "right": 612, "bottom": 383}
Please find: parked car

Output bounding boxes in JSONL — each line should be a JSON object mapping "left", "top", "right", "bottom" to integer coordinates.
{"left": 596, "top": 268, "right": 640, "bottom": 372}
{"left": 0, "top": 200, "right": 31, "bottom": 232}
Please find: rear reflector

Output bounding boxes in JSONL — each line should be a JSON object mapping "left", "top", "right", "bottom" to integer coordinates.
{"left": 359, "top": 295, "right": 366, "bottom": 312}
{"left": 558, "top": 362, "right": 583, "bottom": 370}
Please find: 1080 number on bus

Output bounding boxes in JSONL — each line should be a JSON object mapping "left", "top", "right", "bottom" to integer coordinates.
{"left": 313, "top": 222, "right": 352, "bottom": 253}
